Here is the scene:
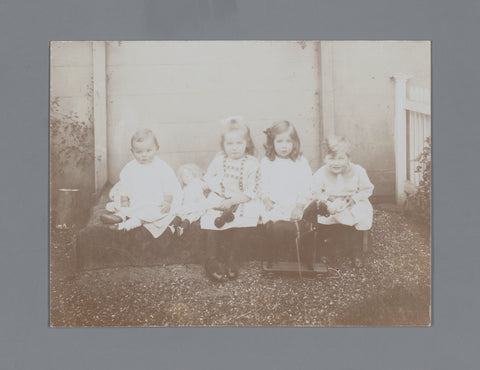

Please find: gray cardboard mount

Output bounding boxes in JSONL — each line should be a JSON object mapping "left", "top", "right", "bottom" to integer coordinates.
{"left": 1, "top": 0, "right": 480, "bottom": 369}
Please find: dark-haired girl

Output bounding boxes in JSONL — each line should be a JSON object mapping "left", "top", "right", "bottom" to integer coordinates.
{"left": 259, "top": 120, "right": 312, "bottom": 266}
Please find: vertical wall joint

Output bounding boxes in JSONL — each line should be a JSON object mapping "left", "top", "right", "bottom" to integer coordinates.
{"left": 92, "top": 41, "right": 108, "bottom": 196}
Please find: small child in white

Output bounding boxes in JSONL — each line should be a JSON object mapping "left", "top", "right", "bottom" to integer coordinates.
{"left": 169, "top": 163, "right": 210, "bottom": 236}
{"left": 259, "top": 120, "right": 313, "bottom": 266}
{"left": 309, "top": 135, "right": 374, "bottom": 267}
{"left": 101, "top": 129, "right": 182, "bottom": 238}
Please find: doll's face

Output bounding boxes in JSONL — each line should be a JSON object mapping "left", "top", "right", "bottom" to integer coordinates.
{"left": 325, "top": 152, "right": 350, "bottom": 174}
{"left": 273, "top": 131, "right": 294, "bottom": 158}
{"left": 181, "top": 169, "right": 195, "bottom": 185}
{"left": 223, "top": 131, "right": 247, "bottom": 160}
{"left": 131, "top": 138, "right": 158, "bottom": 164}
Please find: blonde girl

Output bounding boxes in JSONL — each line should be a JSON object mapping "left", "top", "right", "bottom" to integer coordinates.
{"left": 201, "top": 116, "right": 260, "bottom": 281}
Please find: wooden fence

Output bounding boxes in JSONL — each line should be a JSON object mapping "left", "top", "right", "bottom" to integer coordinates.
{"left": 392, "top": 74, "right": 431, "bottom": 204}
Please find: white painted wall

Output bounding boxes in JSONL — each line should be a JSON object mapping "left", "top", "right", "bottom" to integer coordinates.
{"left": 328, "top": 41, "right": 430, "bottom": 199}
{"left": 50, "top": 41, "right": 94, "bottom": 192}
{"left": 50, "top": 42, "right": 93, "bottom": 128}
{"left": 50, "top": 41, "right": 430, "bottom": 202}
{"left": 92, "top": 42, "right": 108, "bottom": 196}
{"left": 105, "top": 41, "right": 321, "bottom": 183}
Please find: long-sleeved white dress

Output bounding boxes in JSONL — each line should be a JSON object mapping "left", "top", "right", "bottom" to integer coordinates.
{"left": 107, "top": 156, "right": 183, "bottom": 238}
{"left": 311, "top": 163, "right": 374, "bottom": 230}
{"left": 259, "top": 156, "right": 312, "bottom": 223}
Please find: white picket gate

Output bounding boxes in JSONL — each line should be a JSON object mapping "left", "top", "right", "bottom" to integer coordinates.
{"left": 392, "top": 74, "right": 431, "bottom": 204}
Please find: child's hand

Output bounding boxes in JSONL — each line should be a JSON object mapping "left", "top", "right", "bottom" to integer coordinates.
{"left": 227, "top": 190, "right": 251, "bottom": 204}
{"left": 327, "top": 199, "right": 341, "bottom": 214}
{"left": 313, "top": 192, "right": 328, "bottom": 203}
{"left": 327, "top": 198, "right": 350, "bottom": 214}
{"left": 160, "top": 194, "right": 174, "bottom": 213}
{"left": 200, "top": 181, "right": 210, "bottom": 191}
{"left": 344, "top": 195, "right": 354, "bottom": 208}
{"left": 219, "top": 199, "right": 235, "bottom": 210}
{"left": 263, "top": 197, "right": 275, "bottom": 211}
{"left": 229, "top": 193, "right": 251, "bottom": 206}
{"left": 159, "top": 202, "right": 171, "bottom": 213}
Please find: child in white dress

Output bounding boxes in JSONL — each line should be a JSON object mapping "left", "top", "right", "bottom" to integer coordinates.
{"left": 308, "top": 135, "right": 374, "bottom": 267}
{"left": 100, "top": 129, "right": 182, "bottom": 238}
{"left": 259, "top": 120, "right": 313, "bottom": 266}
{"left": 201, "top": 116, "right": 260, "bottom": 281}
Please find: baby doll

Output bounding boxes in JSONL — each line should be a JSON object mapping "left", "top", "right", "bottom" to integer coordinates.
{"left": 169, "top": 163, "right": 210, "bottom": 236}
{"left": 105, "top": 181, "right": 128, "bottom": 214}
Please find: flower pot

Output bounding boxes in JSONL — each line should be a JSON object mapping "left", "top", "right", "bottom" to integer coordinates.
{"left": 55, "top": 188, "right": 80, "bottom": 229}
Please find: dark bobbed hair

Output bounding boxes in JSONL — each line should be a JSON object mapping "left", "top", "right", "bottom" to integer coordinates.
{"left": 131, "top": 128, "right": 159, "bottom": 149}
{"left": 220, "top": 118, "right": 255, "bottom": 156}
{"left": 263, "top": 120, "right": 301, "bottom": 161}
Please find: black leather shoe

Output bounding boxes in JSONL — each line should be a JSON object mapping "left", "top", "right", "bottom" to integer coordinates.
{"left": 100, "top": 213, "right": 123, "bottom": 224}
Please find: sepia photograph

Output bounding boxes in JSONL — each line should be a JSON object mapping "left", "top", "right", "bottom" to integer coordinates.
{"left": 50, "top": 40, "right": 431, "bottom": 327}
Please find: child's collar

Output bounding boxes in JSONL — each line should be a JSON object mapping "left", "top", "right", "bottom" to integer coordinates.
{"left": 224, "top": 153, "right": 248, "bottom": 160}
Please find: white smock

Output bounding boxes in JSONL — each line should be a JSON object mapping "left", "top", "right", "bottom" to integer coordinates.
{"left": 259, "top": 156, "right": 312, "bottom": 223}
{"left": 107, "top": 157, "right": 182, "bottom": 238}
{"left": 311, "top": 163, "right": 374, "bottom": 230}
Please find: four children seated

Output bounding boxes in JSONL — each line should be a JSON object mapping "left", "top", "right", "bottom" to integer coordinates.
{"left": 100, "top": 121, "right": 374, "bottom": 281}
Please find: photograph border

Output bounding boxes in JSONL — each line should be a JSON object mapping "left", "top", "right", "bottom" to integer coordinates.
{"left": 2, "top": 0, "right": 480, "bottom": 368}
{"left": 49, "top": 40, "right": 431, "bottom": 328}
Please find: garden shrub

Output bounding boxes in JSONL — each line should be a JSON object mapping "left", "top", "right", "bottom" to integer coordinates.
{"left": 405, "top": 137, "right": 431, "bottom": 226}
{"left": 50, "top": 96, "right": 95, "bottom": 226}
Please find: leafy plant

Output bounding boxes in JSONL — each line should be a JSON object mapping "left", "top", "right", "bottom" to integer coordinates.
{"left": 50, "top": 96, "right": 94, "bottom": 189}
{"left": 405, "top": 137, "right": 431, "bottom": 226}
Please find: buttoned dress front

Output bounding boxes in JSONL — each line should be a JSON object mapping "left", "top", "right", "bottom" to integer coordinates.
{"left": 311, "top": 163, "right": 374, "bottom": 231}
{"left": 200, "top": 153, "right": 260, "bottom": 230}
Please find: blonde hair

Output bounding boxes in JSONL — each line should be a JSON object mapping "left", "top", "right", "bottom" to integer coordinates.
{"left": 131, "top": 129, "right": 159, "bottom": 149}
{"left": 322, "top": 135, "right": 351, "bottom": 157}
{"left": 219, "top": 116, "right": 255, "bottom": 156}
